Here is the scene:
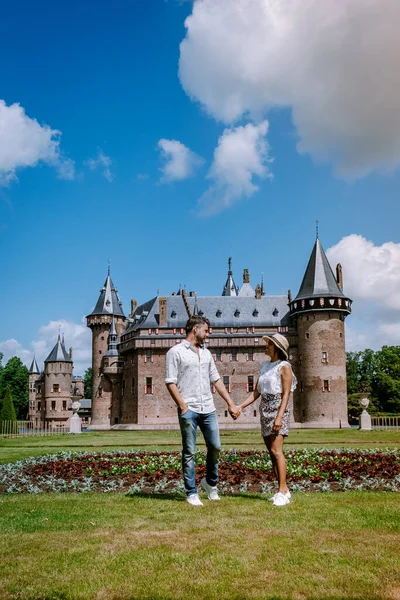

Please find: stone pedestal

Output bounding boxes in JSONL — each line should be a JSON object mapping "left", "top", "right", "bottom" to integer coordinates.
{"left": 359, "top": 409, "right": 372, "bottom": 431}
{"left": 70, "top": 413, "right": 82, "bottom": 434}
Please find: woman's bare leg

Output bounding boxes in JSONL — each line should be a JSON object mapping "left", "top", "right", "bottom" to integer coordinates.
{"left": 264, "top": 436, "right": 278, "bottom": 482}
{"left": 267, "top": 434, "right": 288, "bottom": 494}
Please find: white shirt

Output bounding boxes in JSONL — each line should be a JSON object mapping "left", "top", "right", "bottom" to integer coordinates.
{"left": 165, "top": 340, "right": 220, "bottom": 414}
{"left": 257, "top": 360, "right": 297, "bottom": 396}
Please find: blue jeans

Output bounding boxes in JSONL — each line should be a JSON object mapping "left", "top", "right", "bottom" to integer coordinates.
{"left": 178, "top": 409, "right": 221, "bottom": 497}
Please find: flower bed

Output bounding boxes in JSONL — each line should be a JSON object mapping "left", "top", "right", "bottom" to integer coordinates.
{"left": 0, "top": 448, "right": 399, "bottom": 494}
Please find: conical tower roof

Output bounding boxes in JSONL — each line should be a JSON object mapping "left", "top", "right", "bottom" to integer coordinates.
{"left": 222, "top": 258, "right": 238, "bottom": 297}
{"left": 28, "top": 356, "right": 40, "bottom": 373}
{"left": 87, "top": 269, "right": 125, "bottom": 318}
{"left": 104, "top": 316, "right": 119, "bottom": 357}
{"left": 294, "top": 238, "right": 345, "bottom": 301}
{"left": 45, "top": 335, "right": 72, "bottom": 363}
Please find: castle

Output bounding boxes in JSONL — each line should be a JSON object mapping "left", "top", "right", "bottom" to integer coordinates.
{"left": 28, "top": 337, "right": 85, "bottom": 429}
{"left": 86, "top": 236, "right": 352, "bottom": 430}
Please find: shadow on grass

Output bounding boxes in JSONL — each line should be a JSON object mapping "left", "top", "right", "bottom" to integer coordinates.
{"left": 125, "top": 491, "right": 268, "bottom": 501}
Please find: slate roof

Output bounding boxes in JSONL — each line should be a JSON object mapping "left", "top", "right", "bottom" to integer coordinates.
{"left": 124, "top": 294, "right": 291, "bottom": 335}
{"left": 238, "top": 282, "right": 255, "bottom": 297}
{"left": 45, "top": 336, "right": 72, "bottom": 362}
{"left": 294, "top": 238, "right": 345, "bottom": 301}
{"left": 28, "top": 357, "right": 40, "bottom": 373}
{"left": 87, "top": 272, "right": 125, "bottom": 317}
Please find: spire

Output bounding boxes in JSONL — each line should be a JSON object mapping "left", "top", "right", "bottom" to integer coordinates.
{"left": 87, "top": 267, "right": 125, "bottom": 318}
{"left": 222, "top": 257, "right": 238, "bottom": 296}
{"left": 238, "top": 268, "right": 255, "bottom": 297}
{"left": 193, "top": 294, "right": 199, "bottom": 316}
{"left": 45, "top": 336, "right": 72, "bottom": 362}
{"left": 28, "top": 356, "right": 40, "bottom": 374}
{"left": 104, "top": 316, "right": 119, "bottom": 357}
{"left": 294, "top": 238, "right": 346, "bottom": 301}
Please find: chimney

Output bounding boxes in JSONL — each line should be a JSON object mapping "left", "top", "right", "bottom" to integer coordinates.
{"left": 336, "top": 264, "right": 343, "bottom": 290}
{"left": 159, "top": 297, "right": 167, "bottom": 326}
{"left": 130, "top": 299, "right": 137, "bottom": 318}
{"left": 181, "top": 289, "right": 192, "bottom": 318}
{"left": 243, "top": 269, "right": 249, "bottom": 284}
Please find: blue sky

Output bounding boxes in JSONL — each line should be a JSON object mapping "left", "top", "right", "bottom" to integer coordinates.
{"left": 1, "top": 0, "right": 400, "bottom": 374}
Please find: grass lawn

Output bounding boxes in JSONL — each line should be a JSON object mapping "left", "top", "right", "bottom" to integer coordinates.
{"left": 1, "top": 430, "right": 399, "bottom": 599}
{"left": 1, "top": 492, "right": 399, "bottom": 600}
{"left": 0, "top": 428, "right": 399, "bottom": 464}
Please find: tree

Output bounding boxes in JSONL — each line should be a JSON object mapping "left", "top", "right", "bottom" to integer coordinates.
{"left": 373, "top": 346, "right": 400, "bottom": 413}
{"left": 0, "top": 357, "right": 29, "bottom": 420}
{"left": 0, "top": 386, "right": 17, "bottom": 423}
{"left": 84, "top": 367, "right": 92, "bottom": 399}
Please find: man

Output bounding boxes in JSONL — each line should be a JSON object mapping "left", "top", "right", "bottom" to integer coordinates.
{"left": 166, "top": 315, "right": 237, "bottom": 506}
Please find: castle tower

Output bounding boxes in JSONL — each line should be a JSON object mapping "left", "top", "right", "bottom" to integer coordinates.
{"left": 222, "top": 257, "right": 238, "bottom": 296}
{"left": 103, "top": 317, "right": 124, "bottom": 425}
{"left": 289, "top": 237, "right": 352, "bottom": 428}
{"left": 86, "top": 269, "right": 126, "bottom": 428}
{"left": 43, "top": 335, "right": 73, "bottom": 426}
{"left": 28, "top": 357, "right": 39, "bottom": 427}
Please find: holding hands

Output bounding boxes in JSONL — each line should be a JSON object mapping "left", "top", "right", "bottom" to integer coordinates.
{"left": 229, "top": 404, "right": 242, "bottom": 420}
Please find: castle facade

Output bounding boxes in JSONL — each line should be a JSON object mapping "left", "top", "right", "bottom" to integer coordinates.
{"left": 87, "top": 237, "right": 352, "bottom": 430}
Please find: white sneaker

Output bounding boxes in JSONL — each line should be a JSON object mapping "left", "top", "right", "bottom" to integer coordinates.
{"left": 186, "top": 493, "right": 203, "bottom": 506}
{"left": 268, "top": 491, "right": 291, "bottom": 502}
{"left": 200, "top": 478, "right": 220, "bottom": 501}
{"left": 272, "top": 492, "right": 291, "bottom": 507}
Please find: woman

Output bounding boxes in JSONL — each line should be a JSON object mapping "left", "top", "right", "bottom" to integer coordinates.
{"left": 236, "top": 333, "right": 297, "bottom": 507}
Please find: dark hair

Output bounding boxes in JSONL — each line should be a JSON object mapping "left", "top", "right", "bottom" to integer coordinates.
{"left": 185, "top": 315, "right": 210, "bottom": 334}
{"left": 276, "top": 347, "right": 287, "bottom": 361}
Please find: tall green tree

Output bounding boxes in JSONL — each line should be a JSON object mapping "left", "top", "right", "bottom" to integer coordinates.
{"left": 84, "top": 367, "right": 92, "bottom": 399}
{"left": 374, "top": 346, "right": 400, "bottom": 413}
{"left": 0, "top": 357, "right": 29, "bottom": 419}
{"left": 0, "top": 386, "right": 17, "bottom": 423}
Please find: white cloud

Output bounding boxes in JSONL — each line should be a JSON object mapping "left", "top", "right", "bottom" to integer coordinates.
{"left": 179, "top": 0, "right": 400, "bottom": 178}
{"left": 0, "top": 319, "right": 91, "bottom": 376}
{"left": 327, "top": 235, "right": 400, "bottom": 351}
{"left": 0, "top": 100, "right": 75, "bottom": 185}
{"left": 157, "top": 138, "right": 203, "bottom": 181}
{"left": 84, "top": 150, "right": 113, "bottom": 182}
{"left": 198, "top": 120, "right": 272, "bottom": 215}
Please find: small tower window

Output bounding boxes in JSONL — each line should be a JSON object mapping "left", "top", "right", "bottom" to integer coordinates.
{"left": 145, "top": 377, "right": 154, "bottom": 395}
{"left": 132, "top": 378, "right": 135, "bottom": 394}
{"left": 247, "top": 349, "right": 254, "bottom": 361}
{"left": 52, "top": 384, "right": 60, "bottom": 393}
{"left": 306, "top": 333, "right": 310, "bottom": 339}
{"left": 51, "top": 401, "right": 56, "bottom": 411}
{"left": 215, "top": 349, "right": 222, "bottom": 362}
{"left": 62, "top": 400, "right": 67, "bottom": 411}
{"left": 323, "top": 380, "right": 330, "bottom": 392}
{"left": 247, "top": 376, "right": 254, "bottom": 393}
{"left": 321, "top": 352, "right": 328, "bottom": 364}
{"left": 145, "top": 350, "right": 153, "bottom": 363}
{"left": 272, "top": 308, "right": 279, "bottom": 317}
{"left": 171, "top": 310, "right": 177, "bottom": 318}
{"left": 253, "top": 309, "right": 259, "bottom": 317}
{"left": 230, "top": 350, "right": 238, "bottom": 362}
{"left": 216, "top": 310, "right": 222, "bottom": 318}
{"left": 223, "top": 376, "right": 231, "bottom": 393}
{"left": 234, "top": 309, "right": 240, "bottom": 318}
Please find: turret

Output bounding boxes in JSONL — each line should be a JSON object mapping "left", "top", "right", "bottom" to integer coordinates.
{"left": 289, "top": 237, "right": 352, "bottom": 428}
{"left": 86, "top": 268, "right": 126, "bottom": 428}
{"left": 28, "top": 356, "right": 40, "bottom": 425}
{"left": 222, "top": 257, "right": 238, "bottom": 296}
{"left": 43, "top": 335, "right": 73, "bottom": 425}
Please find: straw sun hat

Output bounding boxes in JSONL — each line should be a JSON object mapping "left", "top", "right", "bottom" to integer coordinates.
{"left": 262, "top": 333, "right": 289, "bottom": 360}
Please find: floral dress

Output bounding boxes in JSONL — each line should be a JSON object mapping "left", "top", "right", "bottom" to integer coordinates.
{"left": 257, "top": 360, "right": 297, "bottom": 437}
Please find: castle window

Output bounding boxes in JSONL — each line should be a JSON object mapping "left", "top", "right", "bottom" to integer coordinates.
{"left": 51, "top": 401, "right": 56, "bottom": 411}
{"left": 38, "top": 402, "right": 41, "bottom": 411}
{"left": 321, "top": 352, "right": 328, "bottom": 364}
{"left": 52, "top": 384, "right": 60, "bottom": 393}
{"left": 340, "top": 332, "right": 343, "bottom": 338}
{"left": 145, "top": 350, "right": 153, "bottom": 363}
{"left": 247, "top": 376, "right": 254, "bottom": 393}
{"left": 216, "top": 310, "right": 222, "bottom": 318}
{"left": 215, "top": 349, "right": 222, "bottom": 362}
{"left": 300, "top": 382, "right": 304, "bottom": 393}
{"left": 254, "top": 410, "right": 257, "bottom": 417}
{"left": 145, "top": 377, "right": 154, "bottom": 395}
{"left": 272, "top": 308, "right": 279, "bottom": 317}
{"left": 230, "top": 350, "right": 238, "bottom": 362}
{"left": 99, "top": 350, "right": 102, "bottom": 354}
{"left": 323, "top": 380, "right": 330, "bottom": 392}
{"left": 253, "top": 309, "right": 259, "bottom": 317}
{"left": 306, "top": 333, "right": 310, "bottom": 339}
{"left": 171, "top": 311, "right": 177, "bottom": 318}
{"left": 98, "top": 386, "right": 103, "bottom": 397}
{"left": 62, "top": 400, "right": 67, "bottom": 411}
{"left": 247, "top": 349, "right": 254, "bottom": 361}
{"left": 132, "top": 378, "right": 135, "bottom": 394}
{"left": 224, "top": 410, "right": 228, "bottom": 418}
{"left": 223, "top": 376, "right": 231, "bottom": 393}
{"left": 101, "top": 336, "right": 104, "bottom": 341}
{"left": 234, "top": 309, "right": 240, "bottom": 318}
